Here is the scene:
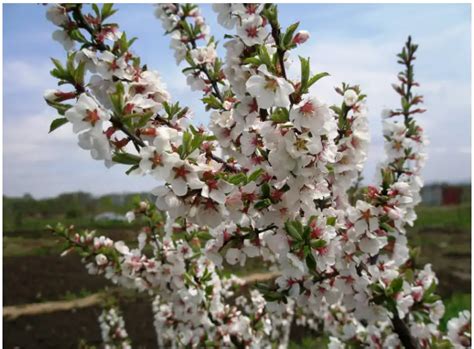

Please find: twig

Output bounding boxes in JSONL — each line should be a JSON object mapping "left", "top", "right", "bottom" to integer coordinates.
{"left": 209, "top": 153, "right": 239, "bottom": 173}
{"left": 392, "top": 313, "right": 419, "bottom": 349}
{"left": 110, "top": 115, "right": 145, "bottom": 149}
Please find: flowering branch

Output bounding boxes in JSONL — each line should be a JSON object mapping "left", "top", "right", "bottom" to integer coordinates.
{"left": 43, "top": 4, "right": 470, "bottom": 348}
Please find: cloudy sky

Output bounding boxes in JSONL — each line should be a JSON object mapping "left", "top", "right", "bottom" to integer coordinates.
{"left": 3, "top": 4, "right": 471, "bottom": 198}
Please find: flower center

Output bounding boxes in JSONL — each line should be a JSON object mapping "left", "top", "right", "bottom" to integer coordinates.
{"left": 134, "top": 85, "right": 146, "bottom": 94}
{"left": 270, "top": 189, "right": 284, "bottom": 202}
{"left": 150, "top": 152, "right": 163, "bottom": 169}
{"left": 245, "top": 26, "right": 258, "bottom": 38}
{"left": 294, "top": 138, "right": 307, "bottom": 151}
{"left": 173, "top": 165, "right": 190, "bottom": 179}
{"left": 361, "top": 209, "right": 372, "bottom": 221}
{"left": 204, "top": 198, "right": 218, "bottom": 211}
{"left": 310, "top": 227, "right": 323, "bottom": 239}
{"left": 246, "top": 4, "right": 257, "bottom": 14}
{"left": 315, "top": 245, "right": 328, "bottom": 255}
{"left": 264, "top": 77, "right": 278, "bottom": 92}
{"left": 393, "top": 140, "right": 403, "bottom": 151}
{"left": 206, "top": 179, "right": 219, "bottom": 191}
{"left": 84, "top": 109, "right": 100, "bottom": 126}
{"left": 109, "top": 59, "right": 120, "bottom": 71}
{"left": 300, "top": 101, "right": 315, "bottom": 116}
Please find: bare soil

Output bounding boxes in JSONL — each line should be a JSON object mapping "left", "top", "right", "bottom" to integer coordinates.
{"left": 3, "top": 228, "right": 471, "bottom": 348}
{"left": 3, "top": 255, "right": 108, "bottom": 306}
{"left": 4, "top": 299, "right": 157, "bottom": 349}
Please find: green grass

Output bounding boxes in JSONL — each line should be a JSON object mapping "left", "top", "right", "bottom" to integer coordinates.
{"left": 3, "top": 236, "right": 63, "bottom": 257}
{"left": 411, "top": 204, "right": 471, "bottom": 232}
{"left": 61, "top": 288, "right": 97, "bottom": 301}
{"left": 289, "top": 336, "right": 328, "bottom": 349}
{"left": 406, "top": 205, "right": 470, "bottom": 299}
{"left": 440, "top": 293, "right": 471, "bottom": 332}
{"left": 4, "top": 216, "right": 143, "bottom": 236}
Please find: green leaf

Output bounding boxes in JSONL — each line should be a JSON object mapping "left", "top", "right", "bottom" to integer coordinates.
{"left": 370, "top": 283, "right": 385, "bottom": 295}
{"left": 310, "top": 239, "right": 327, "bottom": 249}
{"left": 50, "top": 58, "right": 70, "bottom": 82}
{"left": 49, "top": 117, "right": 68, "bottom": 133}
{"left": 196, "top": 231, "right": 212, "bottom": 240}
{"left": 271, "top": 108, "right": 289, "bottom": 123}
{"left": 125, "top": 164, "right": 139, "bottom": 175}
{"left": 261, "top": 183, "right": 270, "bottom": 198}
{"left": 182, "top": 66, "right": 197, "bottom": 74}
{"left": 189, "top": 133, "right": 204, "bottom": 155}
{"left": 403, "top": 268, "right": 414, "bottom": 283}
{"left": 254, "top": 198, "right": 272, "bottom": 210}
{"left": 308, "top": 72, "right": 330, "bottom": 88}
{"left": 66, "top": 52, "right": 75, "bottom": 73}
{"left": 243, "top": 57, "right": 261, "bottom": 66}
{"left": 46, "top": 101, "right": 72, "bottom": 116}
{"left": 92, "top": 4, "right": 100, "bottom": 18}
{"left": 302, "top": 226, "right": 311, "bottom": 240}
{"left": 424, "top": 294, "right": 441, "bottom": 304}
{"left": 205, "top": 285, "right": 214, "bottom": 296}
{"left": 202, "top": 95, "right": 222, "bottom": 110}
{"left": 431, "top": 338, "right": 454, "bottom": 349}
{"left": 422, "top": 281, "right": 437, "bottom": 301}
{"left": 285, "top": 221, "right": 303, "bottom": 241}
{"left": 112, "top": 152, "right": 141, "bottom": 165}
{"left": 255, "top": 282, "right": 272, "bottom": 292}
{"left": 183, "top": 272, "right": 196, "bottom": 286}
{"left": 69, "top": 29, "right": 87, "bottom": 43}
{"left": 101, "top": 3, "right": 117, "bottom": 20}
{"left": 259, "top": 45, "right": 272, "bottom": 70}
{"left": 326, "top": 216, "right": 337, "bottom": 226}
{"left": 227, "top": 173, "right": 247, "bottom": 185}
{"left": 385, "top": 297, "right": 398, "bottom": 314}
{"left": 282, "top": 22, "right": 299, "bottom": 48}
{"left": 134, "top": 111, "right": 155, "bottom": 129}
{"left": 248, "top": 168, "right": 263, "bottom": 182}
{"left": 51, "top": 58, "right": 66, "bottom": 75}
{"left": 299, "top": 56, "right": 310, "bottom": 92}
{"left": 110, "top": 82, "right": 125, "bottom": 115}
{"left": 380, "top": 222, "right": 394, "bottom": 232}
{"left": 303, "top": 245, "right": 311, "bottom": 257}
{"left": 264, "top": 291, "right": 284, "bottom": 302}
{"left": 305, "top": 253, "right": 316, "bottom": 271}
{"left": 181, "top": 131, "right": 192, "bottom": 157}
{"left": 387, "top": 277, "right": 403, "bottom": 296}
{"left": 74, "top": 61, "right": 86, "bottom": 86}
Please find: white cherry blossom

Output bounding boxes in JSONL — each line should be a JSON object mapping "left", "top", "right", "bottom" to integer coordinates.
{"left": 65, "top": 94, "right": 110, "bottom": 133}
{"left": 246, "top": 65, "right": 295, "bottom": 109}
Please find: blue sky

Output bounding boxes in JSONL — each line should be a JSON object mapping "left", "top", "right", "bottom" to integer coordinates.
{"left": 3, "top": 4, "right": 471, "bottom": 198}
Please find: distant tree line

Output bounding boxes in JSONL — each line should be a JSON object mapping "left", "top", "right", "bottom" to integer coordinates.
{"left": 3, "top": 192, "right": 152, "bottom": 231}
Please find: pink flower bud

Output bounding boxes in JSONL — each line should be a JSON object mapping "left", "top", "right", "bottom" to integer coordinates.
{"left": 195, "top": 16, "right": 205, "bottom": 27}
{"left": 293, "top": 30, "right": 310, "bottom": 45}
{"left": 44, "top": 89, "right": 76, "bottom": 102}
{"left": 139, "top": 201, "right": 149, "bottom": 211}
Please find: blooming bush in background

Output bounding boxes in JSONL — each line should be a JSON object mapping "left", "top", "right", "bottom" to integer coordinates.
{"left": 45, "top": 3, "right": 471, "bottom": 348}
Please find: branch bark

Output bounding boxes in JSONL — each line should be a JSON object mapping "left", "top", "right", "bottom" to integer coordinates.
{"left": 392, "top": 313, "right": 419, "bottom": 349}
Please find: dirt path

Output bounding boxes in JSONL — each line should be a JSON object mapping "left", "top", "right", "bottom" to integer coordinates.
{"left": 4, "top": 294, "right": 102, "bottom": 320}
{"left": 3, "top": 271, "right": 280, "bottom": 320}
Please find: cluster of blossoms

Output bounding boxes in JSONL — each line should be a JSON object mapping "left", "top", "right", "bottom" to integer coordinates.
{"left": 447, "top": 311, "right": 472, "bottom": 348}
{"left": 98, "top": 306, "right": 131, "bottom": 349}
{"left": 45, "top": 4, "right": 470, "bottom": 349}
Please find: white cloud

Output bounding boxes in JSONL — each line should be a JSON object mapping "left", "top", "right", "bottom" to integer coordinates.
{"left": 292, "top": 28, "right": 470, "bottom": 184}
{"left": 3, "top": 111, "right": 158, "bottom": 198}
{"left": 4, "top": 60, "right": 54, "bottom": 92}
{"left": 3, "top": 4, "right": 470, "bottom": 198}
